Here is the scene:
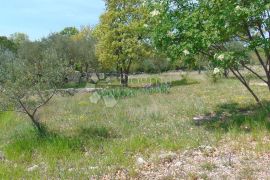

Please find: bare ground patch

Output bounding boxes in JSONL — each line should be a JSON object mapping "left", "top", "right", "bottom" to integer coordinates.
{"left": 100, "top": 138, "right": 270, "bottom": 179}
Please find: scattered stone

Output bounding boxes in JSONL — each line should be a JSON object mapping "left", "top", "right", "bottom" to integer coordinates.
{"left": 99, "top": 140, "right": 270, "bottom": 179}
{"left": 198, "top": 145, "right": 217, "bottom": 157}
{"left": 114, "top": 168, "right": 129, "bottom": 179}
{"left": 27, "top": 165, "right": 39, "bottom": 172}
{"left": 193, "top": 115, "right": 213, "bottom": 125}
{"left": 143, "top": 84, "right": 153, "bottom": 88}
{"left": 90, "top": 74, "right": 99, "bottom": 83}
{"left": 173, "top": 161, "right": 183, "bottom": 167}
{"left": 158, "top": 152, "right": 177, "bottom": 162}
{"left": 67, "top": 71, "right": 81, "bottom": 83}
{"left": 65, "top": 88, "right": 76, "bottom": 96}
{"left": 134, "top": 142, "right": 270, "bottom": 179}
{"left": 136, "top": 157, "right": 147, "bottom": 166}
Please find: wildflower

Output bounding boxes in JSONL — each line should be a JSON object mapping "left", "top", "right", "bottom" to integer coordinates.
{"left": 150, "top": 9, "right": 160, "bottom": 17}
{"left": 235, "top": 5, "right": 242, "bottom": 11}
{"left": 183, "top": 49, "right": 190, "bottom": 56}
{"left": 217, "top": 54, "right": 225, "bottom": 61}
{"left": 143, "top": 24, "right": 149, "bottom": 28}
{"left": 167, "top": 31, "right": 174, "bottom": 37}
{"left": 213, "top": 68, "right": 221, "bottom": 75}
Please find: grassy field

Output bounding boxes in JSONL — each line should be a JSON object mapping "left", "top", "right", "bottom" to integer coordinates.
{"left": 0, "top": 72, "right": 270, "bottom": 179}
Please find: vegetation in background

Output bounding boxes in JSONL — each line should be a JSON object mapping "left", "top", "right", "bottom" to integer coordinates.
{"left": 94, "top": 0, "right": 150, "bottom": 87}
{"left": 0, "top": 36, "right": 17, "bottom": 52}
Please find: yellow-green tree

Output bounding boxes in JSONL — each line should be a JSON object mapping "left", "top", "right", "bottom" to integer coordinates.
{"left": 94, "top": 0, "right": 149, "bottom": 86}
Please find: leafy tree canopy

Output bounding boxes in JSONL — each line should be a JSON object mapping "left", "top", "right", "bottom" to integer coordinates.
{"left": 150, "top": 0, "right": 270, "bottom": 103}
{"left": 0, "top": 36, "right": 17, "bottom": 52}
{"left": 60, "top": 27, "right": 79, "bottom": 36}
{"left": 94, "top": 0, "right": 150, "bottom": 86}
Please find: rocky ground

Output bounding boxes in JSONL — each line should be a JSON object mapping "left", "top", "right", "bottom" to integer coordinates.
{"left": 100, "top": 137, "right": 270, "bottom": 180}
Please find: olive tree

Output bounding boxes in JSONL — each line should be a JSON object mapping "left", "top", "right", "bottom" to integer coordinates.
{"left": 0, "top": 45, "right": 68, "bottom": 134}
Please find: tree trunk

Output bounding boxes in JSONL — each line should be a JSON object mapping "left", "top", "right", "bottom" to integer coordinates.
{"left": 120, "top": 70, "right": 128, "bottom": 87}
{"left": 120, "top": 68, "right": 124, "bottom": 85}
{"left": 198, "top": 65, "right": 202, "bottom": 74}
{"left": 241, "top": 81, "right": 261, "bottom": 105}
{"left": 29, "top": 114, "right": 46, "bottom": 136}
{"left": 123, "top": 73, "right": 128, "bottom": 87}
{"left": 223, "top": 69, "right": 229, "bottom": 78}
{"left": 230, "top": 68, "right": 262, "bottom": 105}
{"left": 85, "top": 64, "right": 89, "bottom": 82}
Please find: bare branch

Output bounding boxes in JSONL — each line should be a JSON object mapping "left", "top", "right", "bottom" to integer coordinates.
{"left": 32, "top": 90, "right": 56, "bottom": 116}
{"left": 246, "top": 27, "right": 268, "bottom": 73}
{"left": 18, "top": 99, "right": 33, "bottom": 118}
{"left": 242, "top": 64, "right": 268, "bottom": 84}
{"left": 230, "top": 68, "right": 261, "bottom": 104}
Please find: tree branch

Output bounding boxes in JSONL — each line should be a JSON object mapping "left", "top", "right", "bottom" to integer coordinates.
{"left": 33, "top": 90, "right": 56, "bottom": 116}
{"left": 230, "top": 68, "right": 261, "bottom": 104}
{"left": 18, "top": 99, "right": 33, "bottom": 118}
{"left": 246, "top": 27, "right": 268, "bottom": 72}
{"left": 241, "top": 64, "right": 268, "bottom": 84}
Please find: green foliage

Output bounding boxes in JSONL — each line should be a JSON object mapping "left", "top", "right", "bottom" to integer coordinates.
{"left": 0, "top": 44, "right": 68, "bottom": 133}
{"left": 133, "top": 55, "right": 171, "bottom": 73}
{"left": 99, "top": 84, "right": 170, "bottom": 99}
{"left": 0, "top": 36, "right": 17, "bottom": 52}
{"left": 46, "top": 27, "right": 98, "bottom": 83}
{"left": 59, "top": 27, "right": 79, "bottom": 36}
{"left": 71, "top": 26, "right": 99, "bottom": 73}
{"left": 150, "top": 0, "right": 269, "bottom": 68}
{"left": 9, "top": 32, "right": 29, "bottom": 45}
{"left": 149, "top": 0, "right": 270, "bottom": 102}
{"left": 94, "top": 0, "right": 150, "bottom": 85}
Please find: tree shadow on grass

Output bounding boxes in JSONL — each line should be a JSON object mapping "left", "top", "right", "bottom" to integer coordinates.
{"left": 170, "top": 79, "right": 199, "bottom": 87}
{"left": 193, "top": 101, "right": 270, "bottom": 132}
{"left": 78, "top": 126, "right": 119, "bottom": 140}
{"left": 4, "top": 125, "right": 119, "bottom": 158}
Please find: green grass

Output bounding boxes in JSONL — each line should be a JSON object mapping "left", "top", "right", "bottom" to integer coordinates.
{"left": 201, "top": 162, "right": 217, "bottom": 171}
{"left": 0, "top": 72, "right": 270, "bottom": 178}
{"left": 62, "top": 81, "right": 88, "bottom": 89}
{"left": 98, "top": 84, "right": 170, "bottom": 99}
